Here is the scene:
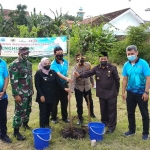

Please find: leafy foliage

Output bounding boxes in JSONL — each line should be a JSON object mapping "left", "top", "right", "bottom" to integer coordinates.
{"left": 110, "top": 23, "right": 150, "bottom": 64}
{"left": 1, "top": 3, "right": 150, "bottom": 65}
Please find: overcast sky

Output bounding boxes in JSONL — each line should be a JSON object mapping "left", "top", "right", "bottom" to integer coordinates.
{"left": 1, "top": 0, "right": 150, "bottom": 20}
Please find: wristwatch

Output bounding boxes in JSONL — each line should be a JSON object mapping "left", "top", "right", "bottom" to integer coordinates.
{"left": 144, "top": 91, "right": 149, "bottom": 95}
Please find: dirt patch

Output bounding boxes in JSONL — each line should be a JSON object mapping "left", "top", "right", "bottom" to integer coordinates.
{"left": 61, "top": 127, "right": 86, "bottom": 139}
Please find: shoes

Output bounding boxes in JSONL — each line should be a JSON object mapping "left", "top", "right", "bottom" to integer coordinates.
{"left": 1, "top": 134, "right": 12, "bottom": 143}
{"left": 90, "top": 114, "right": 96, "bottom": 118}
{"left": 142, "top": 134, "right": 149, "bottom": 140}
{"left": 14, "top": 132, "right": 26, "bottom": 141}
{"left": 105, "top": 129, "right": 114, "bottom": 134}
{"left": 22, "top": 122, "right": 32, "bottom": 130}
{"left": 124, "top": 131, "right": 135, "bottom": 136}
{"left": 77, "top": 119, "right": 83, "bottom": 125}
{"left": 62, "top": 119, "right": 70, "bottom": 123}
{"left": 14, "top": 128, "right": 26, "bottom": 141}
{"left": 51, "top": 119, "right": 59, "bottom": 124}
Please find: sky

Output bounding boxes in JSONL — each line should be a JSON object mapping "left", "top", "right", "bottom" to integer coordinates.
{"left": 0, "top": 0, "right": 150, "bottom": 20}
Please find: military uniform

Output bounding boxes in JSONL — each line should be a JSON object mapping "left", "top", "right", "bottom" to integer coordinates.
{"left": 79, "top": 63, "right": 120, "bottom": 131}
{"left": 9, "top": 57, "right": 33, "bottom": 128}
{"left": 71, "top": 62, "right": 95, "bottom": 122}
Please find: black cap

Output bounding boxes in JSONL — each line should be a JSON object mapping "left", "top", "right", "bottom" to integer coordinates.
{"left": 76, "top": 53, "right": 86, "bottom": 60}
{"left": 100, "top": 52, "right": 108, "bottom": 57}
{"left": 18, "top": 47, "right": 29, "bottom": 54}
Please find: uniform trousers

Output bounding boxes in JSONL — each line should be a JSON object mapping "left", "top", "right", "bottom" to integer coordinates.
{"left": 75, "top": 89, "right": 93, "bottom": 119}
{"left": 13, "top": 96, "right": 32, "bottom": 128}
{"left": 99, "top": 97, "right": 117, "bottom": 131}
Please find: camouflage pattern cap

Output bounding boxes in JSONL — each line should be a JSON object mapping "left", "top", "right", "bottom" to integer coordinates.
{"left": 18, "top": 47, "right": 29, "bottom": 53}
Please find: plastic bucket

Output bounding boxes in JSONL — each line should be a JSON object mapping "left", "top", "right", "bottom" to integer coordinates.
{"left": 88, "top": 122, "right": 105, "bottom": 141}
{"left": 32, "top": 128, "right": 52, "bottom": 150}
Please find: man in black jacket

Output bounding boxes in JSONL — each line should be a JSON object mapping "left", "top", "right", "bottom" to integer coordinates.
{"left": 74, "top": 52, "right": 120, "bottom": 134}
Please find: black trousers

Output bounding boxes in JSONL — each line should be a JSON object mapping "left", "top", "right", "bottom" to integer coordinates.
{"left": 75, "top": 89, "right": 94, "bottom": 119}
{"left": 126, "top": 91, "right": 149, "bottom": 135}
{"left": 84, "top": 89, "right": 94, "bottom": 115}
{"left": 51, "top": 87, "right": 68, "bottom": 120}
{"left": 99, "top": 97, "right": 117, "bottom": 131}
{"left": 39, "top": 102, "right": 53, "bottom": 127}
{"left": 0, "top": 98, "right": 8, "bottom": 137}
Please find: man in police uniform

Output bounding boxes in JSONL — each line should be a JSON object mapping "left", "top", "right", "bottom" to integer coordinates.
{"left": 71, "top": 54, "right": 96, "bottom": 125}
{"left": 0, "top": 44, "right": 12, "bottom": 143}
{"left": 74, "top": 52, "right": 120, "bottom": 133}
{"left": 9, "top": 47, "right": 34, "bottom": 140}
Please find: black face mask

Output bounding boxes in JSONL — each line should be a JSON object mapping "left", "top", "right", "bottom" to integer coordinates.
{"left": 56, "top": 54, "right": 63, "bottom": 60}
{"left": 101, "top": 61, "right": 107, "bottom": 67}
{"left": 43, "top": 65, "right": 50, "bottom": 70}
{"left": 79, "top": 59, "right": 85, "bottom": 66}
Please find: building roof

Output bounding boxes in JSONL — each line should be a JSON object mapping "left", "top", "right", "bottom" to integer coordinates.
{"left": 3, "top": 9, "right": 29, "bottom": 19}
{"left": 80, "top": 8, "right": 137, "bottom": 26}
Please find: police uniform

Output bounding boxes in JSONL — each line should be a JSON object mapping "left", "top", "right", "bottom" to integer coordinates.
{"left": 71, "top": 61, "right": 95, "bottom": 123}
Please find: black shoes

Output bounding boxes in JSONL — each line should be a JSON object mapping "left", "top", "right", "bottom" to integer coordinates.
{"left": 77, "top": 119, "right": 83, "bottom": 125}
{"left": 14, "top": 128, "right": 26, "bottom": 141}
{"left": 106, "top": 129, "right": 114, "bottom": 134}
{"left": 62, "top": 119, "right": 70, "bottom": 123}
{"left": 22, "top": 122, "right": 32, "bottom": 130}
{"left": 77, "top": 117, "right": 84, "bottom": 125}
{"left": 91, "top": 114, "right": 96, "bottom": 118}
{"left": 51, "top": 117, "right": 59, "bottom": 124}
{"left": 1, "top": 134, "right": 12, "bottom": 143}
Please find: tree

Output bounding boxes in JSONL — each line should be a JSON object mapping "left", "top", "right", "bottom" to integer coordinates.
{"left": 8, "top": 4, "right": 28, "bottom": 26}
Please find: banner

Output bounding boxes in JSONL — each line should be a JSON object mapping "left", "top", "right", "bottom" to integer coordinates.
{"left": 0, "top": 36, "right": 67, "bottom": 57}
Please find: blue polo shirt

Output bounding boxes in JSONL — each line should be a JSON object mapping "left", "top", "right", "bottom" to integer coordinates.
{"left": 0, "top": 59, "right": 9, "bottom": 100}
{"left": 50, "top": 59, "right": 68, "bottom": 84}
{"left": 122, "top": 58, "right": 150, "bottom": 94}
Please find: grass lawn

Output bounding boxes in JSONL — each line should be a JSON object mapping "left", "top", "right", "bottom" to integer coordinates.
{"left": 0, "top": 63, "right": 150, "bottom": 150}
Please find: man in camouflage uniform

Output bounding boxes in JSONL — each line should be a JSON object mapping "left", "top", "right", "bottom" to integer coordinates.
{"left": 71, "top": 54, "right": 96, "bottom": 125}
{"left": 9, "top": 47, "right": 34, "bottom": 140}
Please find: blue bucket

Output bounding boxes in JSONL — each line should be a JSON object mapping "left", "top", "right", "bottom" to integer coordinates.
{"left": 32, "top": 128, "right": 52, "bottom": 150}
{"left": 88, "top": 122, "right": 105, "bottom": 141}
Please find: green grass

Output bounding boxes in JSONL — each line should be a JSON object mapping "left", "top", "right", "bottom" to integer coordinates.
{"left": 0, "top": 63, "right": 150, "bottom": 150}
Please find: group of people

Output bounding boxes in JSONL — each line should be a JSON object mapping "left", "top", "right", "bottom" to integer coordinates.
{"left": 0, "top": 44, "right": 149, "bottom": 144}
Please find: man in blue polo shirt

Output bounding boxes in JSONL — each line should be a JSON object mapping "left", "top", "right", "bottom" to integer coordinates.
{"left": 122, "top": 45, "right": 150, "bottom": 140}
{"left": 0, "top": 44, "right": 12, "bottom": 143}
{"left": 50, "top": 46, "right": 72, "bottom": 123}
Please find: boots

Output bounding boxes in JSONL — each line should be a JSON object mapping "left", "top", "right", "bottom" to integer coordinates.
{"left": 14, "top": 128, "right": 26, "bottom": 140}
{"left": 22, "top": 122, "right": 32, "bottom": 130}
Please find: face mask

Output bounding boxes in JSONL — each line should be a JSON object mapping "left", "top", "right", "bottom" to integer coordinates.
{"left": 101, "top": 61, "right": 107, "bottom": 67}
{"left": 43, "top": 65, "right": 50, "bottom": 70}
{"left": 56, "top": 54, "right": 63, "bottom": 60}
{"left": 127, "top": 55, "right": 136, "bottom": 62}
{"left": 79, "top": 59, "right": 84, "bottom": 66}
{"left": 21, "top": 54, "right": 29, "bottom": 61}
